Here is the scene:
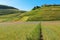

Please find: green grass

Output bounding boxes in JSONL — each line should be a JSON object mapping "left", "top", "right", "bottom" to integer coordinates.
{"left": 0, "top": 5, "right": 60, "bottom": 22}
{"left": 0, "top": 5, "right": 60, "bottom": 40}
{"left": 0, "top": 9, "right": 26, "bottom": 22}
{"left": 42, "top": 21, "right": 60, "bottom": 40}
{"left": 0, "top": 21, "right": 60, "bottom": 40}
{"left": 0, "top": 22, "right": 40, "bottom": 40}
{"left": 20, "top": 6, "right": 60, "bottom": 21}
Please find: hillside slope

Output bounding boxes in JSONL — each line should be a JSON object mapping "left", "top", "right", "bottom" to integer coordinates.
{"left": 20, "top": 5, "right": 60, "bottom": 21}
{"left": 0, "top": 5, "right": 60, "bottom": 22}
{"left": 0, "top": 5, "right": 26, "bottom": 22}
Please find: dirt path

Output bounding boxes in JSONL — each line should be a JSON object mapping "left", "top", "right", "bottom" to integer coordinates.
{"left": 40, "top": 26, "right": 43, "bottom": 40}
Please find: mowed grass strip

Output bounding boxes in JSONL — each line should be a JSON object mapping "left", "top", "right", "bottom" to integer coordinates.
{"left": 42, "top": 21, "right": 60, "bottom": 40}
{"left": 0, "top": 22, "right": 40, "bottom": 40}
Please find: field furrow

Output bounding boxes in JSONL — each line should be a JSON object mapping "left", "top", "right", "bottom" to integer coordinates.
{"left": 42, "top": 21, "right": 60, "bottom": 40}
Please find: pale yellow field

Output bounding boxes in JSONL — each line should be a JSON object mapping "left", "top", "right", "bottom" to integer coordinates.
{"left": 0, "top": 22, "right": 40, "bottom": 40}
{"left": 42, "top": 21, "right": 60, "bottom": 40}
{"left": 0, "top": 21, "right": 60, "bottom": 40}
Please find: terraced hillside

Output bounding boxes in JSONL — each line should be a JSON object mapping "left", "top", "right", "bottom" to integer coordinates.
{"left": 0, "top": 5, "right": 26, "bottom": 22}
{"left": 0, "top": 5, "right": 60, "bottom": 22}
{"left": 20, "top": 5, "right": 60, "bottom": 21}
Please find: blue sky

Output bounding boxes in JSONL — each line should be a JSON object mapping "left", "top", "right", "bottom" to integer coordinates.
{"left": 0, "top": 0, "right": 60, "bottom": 11}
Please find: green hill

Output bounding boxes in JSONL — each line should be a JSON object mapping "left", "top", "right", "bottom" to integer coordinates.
{"left": 0, "top": 5, "right": 18, "bottom": 9}
{"left": 20, "top": 5, "right": 60, "bottom": 21}
{"left": 0, "top": 5, "right": 26, "bottom": 22}
{"left": 0, "top": 5, "right": 60, "bottom": 22}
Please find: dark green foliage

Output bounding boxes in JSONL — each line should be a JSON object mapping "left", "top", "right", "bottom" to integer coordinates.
{"left": 0, "top": 5, "right": 18, "bottom": 9}
{"left": 32, "top": 6, "right": 40, "bottom": 10}
{"left": 42, "top": 4, "right": 60, "bottom": 7}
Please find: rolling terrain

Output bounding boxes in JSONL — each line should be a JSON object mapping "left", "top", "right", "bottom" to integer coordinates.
{"left": 0, "top": 5, "right": 60, "bottom": 40}
{"left": 0, "top": 21, "right": 60, "bottom": 40}
{"left": 0, "top": 5, "right": 26, "bottom": 22}
{"left": 20, "top": 5, "right": 60, "bottom": 21}
{"left": 0, "top": 5, "right": 60, "bottom": 22}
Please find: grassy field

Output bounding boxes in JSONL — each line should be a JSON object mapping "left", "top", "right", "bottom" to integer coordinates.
{"left": 20, "top": 6, "right": 60, "bottom": 21}
{"left": 0, "top": 21, "right": 60, "bottom": 40}
{"left": 42, "top": 21, "right": 60, "bottom": 40}
{"left": 0, "top": 5, "right": 60, "bottom": 40}
{"left": 0, "top": 22, "right": 40, "bottom": 40}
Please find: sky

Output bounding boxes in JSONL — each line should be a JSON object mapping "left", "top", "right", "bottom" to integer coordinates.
{"left": 0, "top": 0, "right": 60, "bottom": 11}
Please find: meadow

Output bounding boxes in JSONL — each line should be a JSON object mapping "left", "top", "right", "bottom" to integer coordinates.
{"left": 0, "top": 21, "right": 60, "bottom": 40}
{"left": 0, "top": 5, "right": 60, "bottom": 40}
{"left": 42, "top": 21, "right": 60, "bottom": 40}
{"left": 0, "top": 22, "right": 40, "bottom": 40}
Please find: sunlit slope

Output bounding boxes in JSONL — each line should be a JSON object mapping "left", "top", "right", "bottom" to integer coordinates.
{"left": 0, "top": 5, "right": 27, "bottom": 22}
{"left": 20, "top": 16, "right": 29, "bottom": 22}
{"left": 0, "top": 22, "right": 40, "bottom": 40}
{"left": 21, "top": 5, "right": 60, "bottom": 21}
{"left": 42, "top": 21, "right": 60, "bottom": 40}
{"left": 0, "top": 5, "right": 60, "bottom": 22}
{"left": 0, "top": 9, "right": 23, "bottom": 22}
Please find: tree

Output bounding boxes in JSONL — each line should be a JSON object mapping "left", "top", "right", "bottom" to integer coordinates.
{"left": 32, "top": 6, "right": 40, "bottom": 10}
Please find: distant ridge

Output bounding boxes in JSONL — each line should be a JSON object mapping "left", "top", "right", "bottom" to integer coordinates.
{"left": 0, "top": 5, "right": 18, "bottom": 9}
{"left": 42, "top": 4, "right": 60, "bottom": 6}
{"left": 0, "top": 5, "right": 26, "bottom": 22}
